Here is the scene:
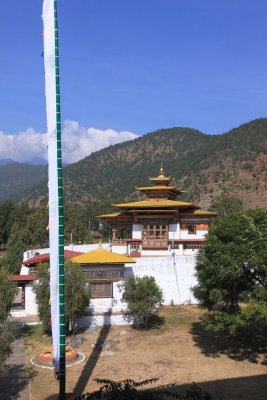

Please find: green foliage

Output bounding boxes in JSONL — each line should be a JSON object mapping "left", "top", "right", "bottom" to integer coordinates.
{"left": 209, "top": 194, "right": 243, "bottom": 217}
{"left": 0, "top": 269, "right": 17, "bottom": 322}
{"left": 0, "top": 162, "right": 47, "bottom": 203}
{"left": 73, "top": 378, "right": 214, "bottom": 399}
{"left": 0, "top": 268, "right": 17, "bottom": 377}
{"left": 64, "top": 204, "right": 87, "bottom": 245}
{"left": 122, "top": 276, "right": 164, "bottom": 328}
{"left": 193, "top": 209, "right": 267, "bottom": 311}
{"left": 201, "top": 302, "right": 267, "bottom": 339}
{"left": 2, "top": 223, "right": 28, "bottom": 274}
{"left": 33, "top": 263, "right": 51, "bottom": 329}
{"left": 33, "top": 261, "right": 90, "bottom": 333}
{"left": 1, "top": 204, "right": 47, "bottom": 273}
{"left": 25, "top": 206, "right": 49, "bottom": 248}
{"left": 64, "top": 260, "right": 91, "bottom": 332}
{"left": 193, "top": 208, "right": 267, "bottom": 336}
{"left": 0, "top": 200, "right": 16, "bottom": 247}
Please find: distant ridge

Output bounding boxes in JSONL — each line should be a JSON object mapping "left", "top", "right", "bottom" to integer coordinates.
{"left": 0, "top": 158, "right": 16, "bottom": 165}
{"left": 4, "top": 118, "right": 267, "bottom": 209}
{"left": 0, "top": 163, "right": 48, "bottom": 203}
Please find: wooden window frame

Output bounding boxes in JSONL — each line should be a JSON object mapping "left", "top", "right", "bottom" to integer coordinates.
{"left": 83, "top": 270, "right": 124, "bottom": 281}
{"left": 89, "top": 281, "right": 113, "bottom": 298}
{"left": 142, "top": 223, "right": 168, "bottom": 249}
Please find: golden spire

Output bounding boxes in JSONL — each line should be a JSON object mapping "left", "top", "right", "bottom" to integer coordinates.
{"left": 159, "top": 164, "right": 165, "bottom": 177}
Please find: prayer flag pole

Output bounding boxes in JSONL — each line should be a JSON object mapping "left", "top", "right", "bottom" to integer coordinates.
{"left": 42, "top": 1, "right": 65, "bottom": 398}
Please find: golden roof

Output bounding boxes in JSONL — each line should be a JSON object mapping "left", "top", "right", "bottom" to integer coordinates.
{"left": 72, "top": 245, "right": 136, "bottom": 264}
{"left": 114, "top": 200, "right": 199, "bottom": 209}
{"left": 180, "top": 209, "right": 217, "bottom": 216}
{"left": 149, "top": 165, "right": 172, "bottom": 185}
{"left": 98, "top": 212, "right": 123, "bottom": 218}
{"left": 136, "top": 186, "right": 184, "bottom": 193}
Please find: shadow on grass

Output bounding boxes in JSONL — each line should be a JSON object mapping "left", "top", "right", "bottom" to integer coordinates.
{"left": 73, "top": 313, "right": 111, "bottom": 396}
{"left": 190, "top": 321, "right": 267, "bottom": 365}
{"left": 131, "top": 314, "right": 165, "bottom": 330}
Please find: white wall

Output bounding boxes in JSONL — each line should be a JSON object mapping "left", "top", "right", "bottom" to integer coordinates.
{"left": 23, "top": 243, "right": 112, "bottom": 262}
{"left": 169, "top": 223, "right": 180, "bottom": 240}
{"left": 132, "top": 224, "right": 142, "bottom": 239}
{"left": 126, "top": 256, "right": 197, "bottom": 305}
{"left": 180, "top": 230, "right": 208, "bottom": 240}
{"left": 25, "top": 283, "right": 38, "bottom": 315}
{"left": 89, "top": 280, "right": 126, "bottom": 313}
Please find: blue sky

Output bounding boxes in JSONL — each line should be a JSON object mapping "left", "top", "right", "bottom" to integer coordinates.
{"left": 0, "top": 1, "right": 267, "bottom": 162}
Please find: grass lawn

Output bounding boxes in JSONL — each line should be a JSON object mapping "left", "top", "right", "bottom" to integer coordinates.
{"left": 24, "top": 305, "right": 267, "bottom": 400}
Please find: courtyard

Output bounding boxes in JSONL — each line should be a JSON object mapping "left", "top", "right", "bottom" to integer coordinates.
{"left": 20, "top": 305, "right": 267, "bottom": 400}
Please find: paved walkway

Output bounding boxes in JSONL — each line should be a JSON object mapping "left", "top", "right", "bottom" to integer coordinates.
{"left": 0, "top": 332, "right": 30, "bottom": 400}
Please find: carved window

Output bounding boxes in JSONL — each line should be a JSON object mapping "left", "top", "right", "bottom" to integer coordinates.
{"left": 142, "top": 224, "right": 168, "bottom": 249}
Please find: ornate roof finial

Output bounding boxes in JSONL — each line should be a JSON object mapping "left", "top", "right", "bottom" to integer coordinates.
{"left": 159, "top": 164, "right": 165, "bottom": 177}
{"left": 98, "top": 239, "right": 103, "bottom": 249}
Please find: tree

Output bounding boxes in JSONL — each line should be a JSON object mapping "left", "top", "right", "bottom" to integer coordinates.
{"left": 0, "top": 268, "right": 17, "bottom": 377}
{"left": 33, "top": 261, "right": 90, "bottom": 333}
{"left": 0, "top": 200, "right": 16, "bottom": 247}
{"left": 2, "top": 223, "right": 30, "bottom": 274}
{"left": 64, "top": 260, "right": 90, "bottom": 332}
{"left": 193, "top": 209, "right": 267, "bottom": 335}
{"left": 209, "top": 194, "right": 243, "bottom": 217}
{"left": 122, "top": 276, "right": 164, "bottom": 328}
{"left": 32, "top": 263, "right": 51, "bottom": 329}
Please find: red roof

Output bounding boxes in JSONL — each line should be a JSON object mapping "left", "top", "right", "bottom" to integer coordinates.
{"left": 22, "top": 250, "right": 84, "bottom": 266}
{"left": 8, "top": 275, "right": 36, "bottom": 282}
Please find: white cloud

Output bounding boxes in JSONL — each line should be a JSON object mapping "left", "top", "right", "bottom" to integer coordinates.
{"left": 0, "top": 121, "right": 139, "bottom": 164}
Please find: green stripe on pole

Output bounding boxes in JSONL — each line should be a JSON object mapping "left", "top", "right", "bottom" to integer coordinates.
{"left": 54, "top": 1, "right": 66, "bottom": 398}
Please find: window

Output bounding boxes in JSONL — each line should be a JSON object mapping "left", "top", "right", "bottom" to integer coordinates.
{"left": 90, "top": 282, "right": 113, "bottom": 298}
{"left": 142, "top": 224, "right": 168, "bottom": 249}
{"left": 83, "top": 270, "right": 124, "bottom": 280}
{"left": 188, "top": 224, "right": 196, "bottom": 234}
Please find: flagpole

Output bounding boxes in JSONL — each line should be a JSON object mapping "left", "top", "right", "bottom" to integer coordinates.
{"left": 53, "top": 0, "right": 66, "bottom": 397}
{"left": 43, "top": 0, "right": 65, "bottom": 398}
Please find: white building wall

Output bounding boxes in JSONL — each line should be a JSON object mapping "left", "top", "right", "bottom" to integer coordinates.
{"left": 25, "top": 283, "right": 38, "bottom": 315}
{"left": 23, "top": 243, "right": 111, "bottom": 262}
{"left": 180, "top": 230, "right": 208, "bottom": 240}
{"left": 88, "top": 280, "right": 126, "bottom": 313}
{"left": 132, "top": 224, "right": 142, "bottom": 239}
{"left": 169, "top": 223, "right": 180, "bottom": 240}
{"left": 126, "top": 256, "right": 197, "bottom": 305}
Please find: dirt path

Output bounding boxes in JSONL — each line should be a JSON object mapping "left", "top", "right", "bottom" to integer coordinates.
{"left": 0, "top": 333, "right": 30, "bottom": 400}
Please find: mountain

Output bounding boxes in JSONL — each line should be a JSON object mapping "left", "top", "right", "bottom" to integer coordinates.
{"left": 12, "top": 119, "right": 267, "bottom": 209}
{"left": 0, "top": 158, "right": 16, "bottom": 165}
{"left": 0, "top": 163, "right": 48, "bottom": 203}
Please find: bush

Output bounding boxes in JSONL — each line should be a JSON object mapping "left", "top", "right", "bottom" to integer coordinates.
{"left": 201, "top": 302, "right": 267, "bottom": 339}
{"left": 73, "top": 378, "right": 215, "bottom": 399}
{"left": 121, "top": 276, "right": 164, "bottom": 328}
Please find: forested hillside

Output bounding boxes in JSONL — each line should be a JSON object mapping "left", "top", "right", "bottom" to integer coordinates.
{"left": 25, "top": 118, "right": 267, "bottom": 209}
{"left": 0, "top": 163, "right": 48, "bottom": 203}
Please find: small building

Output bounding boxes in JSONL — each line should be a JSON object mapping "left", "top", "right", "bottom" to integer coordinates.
{"left": 72, "top": 244, "right": 135, "bottom": 313}
{"left": 11, "top": 250, "right": 84, "bottom": 317}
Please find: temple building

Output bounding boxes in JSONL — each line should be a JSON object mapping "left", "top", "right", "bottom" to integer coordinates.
{"left": 99, "top": 166, "right": 216, "bottom": 257}
{"left": 13, "top": 166, "right": 217, "bottom": 317}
